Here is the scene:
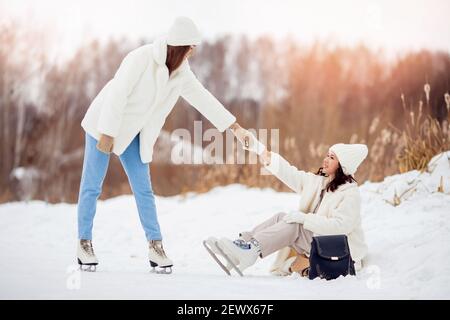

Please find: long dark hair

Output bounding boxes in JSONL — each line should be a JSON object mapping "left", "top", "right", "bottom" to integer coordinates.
{"left": 166, "top": 45, "right": 190, "bottom": 76}
{"left": 316, "top": 164, "right": 357, "bottom": 192}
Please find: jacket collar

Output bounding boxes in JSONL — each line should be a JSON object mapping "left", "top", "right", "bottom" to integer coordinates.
{"left": 152, "top": 35, "right": 190, "bottom": 76}
{"left": 321, "top": 175, "right": 358, "bottom": 192}
{"left": 152, "top": 35, "right": 168, "bottom": 66}
{"left": 336, "top": 182, "right": 358, "bottom": 192}
{"left": 151, "top": 35, "right": 190, "bottom": 107}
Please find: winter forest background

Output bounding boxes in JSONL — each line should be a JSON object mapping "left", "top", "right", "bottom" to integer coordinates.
{"left": 1, "top": 2, "right": 450, "bottom": 204}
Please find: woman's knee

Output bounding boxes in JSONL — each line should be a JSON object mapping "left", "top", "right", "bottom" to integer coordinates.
{"left": 79, "top": 185, "right": 103, "bottom": 198}
{"left": 127, "top": 176, "right": 154, "bottom": 197}
{"left": 274, "top": 212, "right": 287, "bottom": 222}
{"left": 133, "top": 186, "right": 155, "bottom": 199}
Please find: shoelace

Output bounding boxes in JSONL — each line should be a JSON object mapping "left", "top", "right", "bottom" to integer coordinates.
{"left": 233, "top": 239, "right": 251, "bottom": 250}
{"left": 81, "top": 240, "right": 95, "bottom": 256}
{"left": 150, "top": 241, "right": 167, "bottom": 258}
{"left": 233, "top": 238, "right": 261, "bottom": 254}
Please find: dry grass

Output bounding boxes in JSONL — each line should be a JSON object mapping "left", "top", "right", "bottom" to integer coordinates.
{"left": 186, "top": 85, "right": 450, "bottom": 195}
{"left": 2, "top": 21, "right": 449, "bottom": 202}
{"left": 392, "top": 85, "right": 450, "bottom": 173}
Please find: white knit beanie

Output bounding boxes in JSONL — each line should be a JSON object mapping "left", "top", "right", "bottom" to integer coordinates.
{"left": 329, "top": 143, "right": 368, "bottom": 176}
{"left": 167, "top": 17, "right": 201, "bottom": 46}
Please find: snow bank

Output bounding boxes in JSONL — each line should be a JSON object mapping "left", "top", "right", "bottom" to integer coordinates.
{"left": 369, "top": 151, "right": 450, "bottom": 206}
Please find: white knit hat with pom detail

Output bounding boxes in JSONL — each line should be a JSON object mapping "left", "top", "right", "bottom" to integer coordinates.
{"left": 329, "top": 143, "right": 368, "bottom": 176}
{"left": 167, "top": 17, "right": 201, "bottom": 46}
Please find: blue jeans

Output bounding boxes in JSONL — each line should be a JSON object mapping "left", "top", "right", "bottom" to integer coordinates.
{"left": 77, "top": 133, "right": 162, "bottom": 241}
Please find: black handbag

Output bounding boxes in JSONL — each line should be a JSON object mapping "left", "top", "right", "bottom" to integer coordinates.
{"left": 308, "top": 234, "right": 356, "bottom": 280}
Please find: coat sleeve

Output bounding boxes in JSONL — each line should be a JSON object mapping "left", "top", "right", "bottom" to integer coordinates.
{"left": 264, "top": 152, "right": 316, "bottom": 194}
{"left": 97, "top": 49, "right": 147, "bottom": 137}
{"left": 303, "top": 191, "right": 360, "bottom": 235}
{"left": 180, "top": 70, "right": 236, "bottom": 132}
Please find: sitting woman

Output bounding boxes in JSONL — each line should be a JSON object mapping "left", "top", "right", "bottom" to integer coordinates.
{"left": 206, "top": 140, "right": 369, "bottom": 276}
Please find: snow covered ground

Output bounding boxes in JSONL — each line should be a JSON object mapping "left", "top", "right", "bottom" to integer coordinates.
{"left": 1, "top": 152, "right": 449, "bottom": 299}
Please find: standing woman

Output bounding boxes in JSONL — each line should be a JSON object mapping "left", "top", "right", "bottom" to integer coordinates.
{"left": 77, "top": 17, "right": 247, "bottom": 273}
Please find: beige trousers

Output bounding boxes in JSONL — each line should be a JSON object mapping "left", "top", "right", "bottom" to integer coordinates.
{"left": 240, "top": 212, "right": 314, "bottom": 258}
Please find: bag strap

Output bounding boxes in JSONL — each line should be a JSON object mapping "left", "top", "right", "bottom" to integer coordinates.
{"left": 312, "top": 188, "right": 325, "bottom": 213}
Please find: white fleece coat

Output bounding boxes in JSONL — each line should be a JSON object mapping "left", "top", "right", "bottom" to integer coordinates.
{"left": 81, "top": 36, "right": 236, "bottom": 163}
{"left": 265, "top": 152, "right": 368, "bottom": 272}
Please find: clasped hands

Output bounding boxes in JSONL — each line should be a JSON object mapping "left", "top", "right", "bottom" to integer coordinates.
{"left": 230, "top": 123, "right": 267, "bottom": 156}
{"left": 96, "top": 122, "right": 269, "bottom": 156}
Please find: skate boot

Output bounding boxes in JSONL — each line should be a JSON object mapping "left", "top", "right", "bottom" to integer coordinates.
{"left": 217, "top": 237, "right": 261, "bottom": 274}
{"left": 148, "top": 240, "right": 173, "bottom": 274}
{"left": 77, "top": 239, "right": 98, "bottom": 272}
{"left": 203, "top": 236, "right": 239, "bottom": 275}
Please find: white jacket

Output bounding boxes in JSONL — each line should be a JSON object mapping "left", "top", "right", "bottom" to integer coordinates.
{"left": 265, "top": 152, "right": 368, "bottom": 270}
{"left": 81, "top": 37, "right": 236, "bottom": 163}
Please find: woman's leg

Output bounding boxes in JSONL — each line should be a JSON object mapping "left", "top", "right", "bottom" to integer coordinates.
{"left": 119, "top": 134, "right": 162, "bottom": 241}
{"left": 239, "top": 212, "right": 287, "bottom": 241}
{"left": 77, "top": 133, "right": 110, "bottom": 240}
{"left": 291, "top": 227, "right": 314, "bottom": 256}
{"left": 240, "top": 212, "right": 313, "bottom": 258}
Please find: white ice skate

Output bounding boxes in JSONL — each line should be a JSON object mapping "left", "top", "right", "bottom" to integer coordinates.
{"left": 77, "top": 239, "right": 98, "bottom": 272}
{"left": 203, "top": 236, "right": 238, "bottom": 276}
{"left": 216, "top": 237, "right": 261, "bottom": 275}
{"left": 148, "top": 240, "right": 173, "bottom": 274}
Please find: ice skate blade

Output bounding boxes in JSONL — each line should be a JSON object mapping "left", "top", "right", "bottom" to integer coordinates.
{"left": 149, "top": 260, "right": 173, "bottom": 274}
{"left": 80, "top": 265, "right": 97, "bottom": 272}
{"left": 77, "top": 258, "right": 98, "bottom": 272}
{"left": 203, "top": 240, "right": 231, "bottom": 276}
{"left": 150, "top": 266, "right": 173, "bottom": 274}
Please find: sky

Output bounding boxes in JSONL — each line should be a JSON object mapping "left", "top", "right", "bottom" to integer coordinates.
{"left": 1, "top": 0, "right": 450, "bottom": 61}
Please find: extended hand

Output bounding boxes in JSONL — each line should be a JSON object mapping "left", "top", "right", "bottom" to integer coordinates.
{"left": 283, "top": 211, "right": 308, "bottom": 224}
{"left": 230, "top": 123, "right": 266, "bottom": 155}
{"left": 232, "top": 126, "right": 250, "bottom": 147}
{"left": 260, "top": 150, "right": 272, "bottom": 166}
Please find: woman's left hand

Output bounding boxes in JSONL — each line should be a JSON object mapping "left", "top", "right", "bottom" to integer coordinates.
{"left": 230, "top": 123, "right": 248, "bottom": 145}
{"left": 96, "top": 134, "right": 114, "bottom": 154}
